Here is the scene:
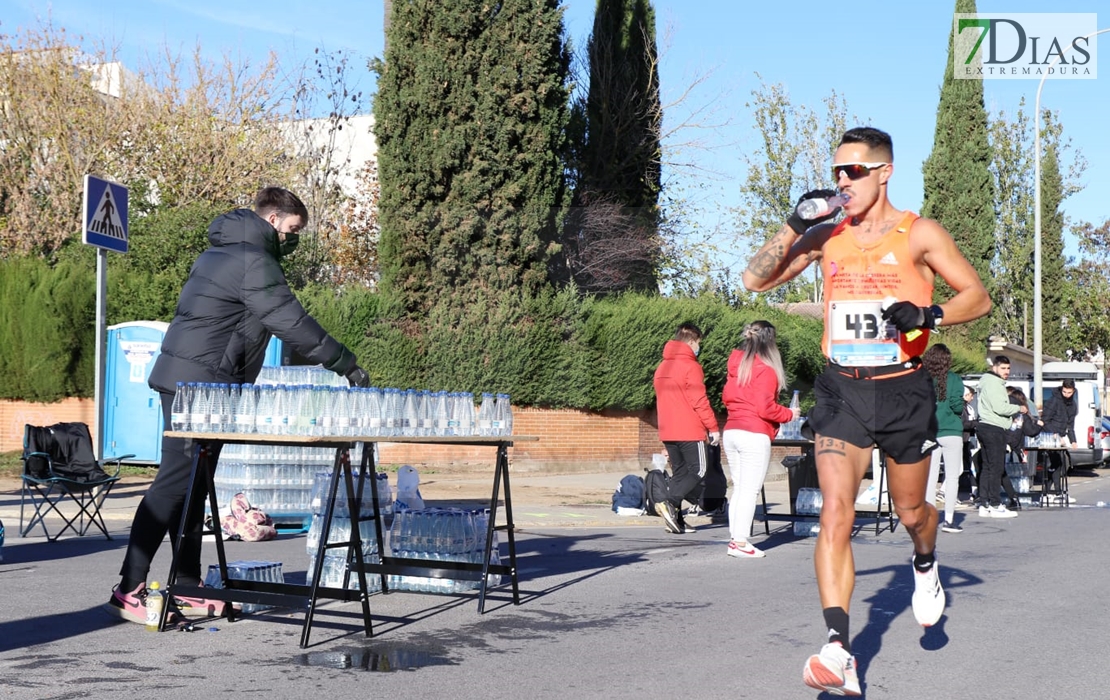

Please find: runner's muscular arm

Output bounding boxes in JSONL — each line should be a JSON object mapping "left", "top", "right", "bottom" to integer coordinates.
{"left": 911, "top": 218, "right": 992, "bottom": 325}
{"left": 742, "top": 223, "right": 832, "bottom": 292}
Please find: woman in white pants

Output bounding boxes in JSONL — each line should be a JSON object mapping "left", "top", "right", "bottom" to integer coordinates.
{"left": 922, "top": 344, "right": 966, "bottom": 533}
{"left": 721, "top": 321, "right": 799, "bottom": 558}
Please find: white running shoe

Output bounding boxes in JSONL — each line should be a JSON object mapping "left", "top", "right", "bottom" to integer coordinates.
{"left": 911, "top": 558, "right": 945, "bottom": 627}
{"left": 978, "top": 505, "right": 991, "bottom": 518}
{"left": 727, "top": 540, "right": 766, "bottom": 559}
{"left": 803, "top": 642, "right": 860, "bottom": 696}
{"left": 989, "top": 505, "right": 1018, "bottom": 519}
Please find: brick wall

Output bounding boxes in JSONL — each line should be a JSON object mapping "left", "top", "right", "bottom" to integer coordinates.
{"left": 1, "top": 398, "right": 100, "bottom": 453}
{"left": 0, "top": 399, "right": 806, "bottom": 480}
{"left": 0, "top": 399, "right": 673, "bottom": 473}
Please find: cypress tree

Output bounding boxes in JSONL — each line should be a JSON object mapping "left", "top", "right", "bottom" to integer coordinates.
{"left": 921, "top": 0, "right": 996, "bottom": 344}
{"left": 563, "top": 0, "right": 662, "bottom": 293}
{"left": 1039, "top": 143, "right": 1068, "bottom": 357}
{"left": 374, "top": 0, "right": 571, "bottom": 318}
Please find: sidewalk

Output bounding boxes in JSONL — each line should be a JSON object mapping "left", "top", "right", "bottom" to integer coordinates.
{"left": 5, "top": 466, "right": 1097, "bottom": 537}
{"left": 0, "top": 466, "right": 826, "bottom": 535}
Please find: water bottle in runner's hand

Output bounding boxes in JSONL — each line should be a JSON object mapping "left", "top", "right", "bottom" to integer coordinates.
{"left": 796, "top": 193, "right": 849, "bottom": 221}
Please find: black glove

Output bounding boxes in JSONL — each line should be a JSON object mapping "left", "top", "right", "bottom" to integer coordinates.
{"left": 786, "top": 189, "right": 840, "bottom": 235}
{"left": 345, "top": 366, "right": 370, "bottom": 388}
{"left": 881, "top": 301, "right": 936, "bottom": 333}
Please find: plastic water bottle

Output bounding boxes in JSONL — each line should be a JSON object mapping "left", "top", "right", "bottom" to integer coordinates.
{"left": 434, "top": 391, "right": 450, "bottom": 437}
{"left": 189, "top": 383, "right": 210, "bottom": 433}
{"left": 494, "top": 393, "right": 514, "bottom": 436}
{"left": 145, "top": 581, "right": 164, "bottom": 631}
{"left": 459, "top": 392, "right": 476, "bottom": 436}
{"left": 236, "top": 384, "right": 257, "bottom": 434}
{"left": 402, "top": 389, "right": 419, "bottom": 436}
{"left": 786, "top": 390, "right": 801, "bottom": 439}
{"left": 796, "top": 193, "right": 849, "bottom": 221}
{"left": 477, "top": 393, "right": 495, "bottom": 436}
{"left": 171, "top": 382, "right": 189, "bottom": 431}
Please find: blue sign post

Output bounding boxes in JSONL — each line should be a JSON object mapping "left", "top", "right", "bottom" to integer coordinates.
{"left": 83, "top": 174, "right": 130, "bottom": 458}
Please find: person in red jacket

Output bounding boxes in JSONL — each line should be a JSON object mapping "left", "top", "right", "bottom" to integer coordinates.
{"left": 653, "top": 322, "right": 720, "bottom": 534}
{"left": 721, "top": 320, "right": 799, "bottom": 558}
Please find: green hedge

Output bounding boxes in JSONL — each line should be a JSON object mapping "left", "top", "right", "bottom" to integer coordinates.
{"left": 0, "top": 257, "right": 95, "bottom": 401}
{"left": 3, "top": 257, "right": 992, "bottom": 411}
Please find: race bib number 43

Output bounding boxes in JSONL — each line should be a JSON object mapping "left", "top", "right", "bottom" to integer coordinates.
{"left": 827, "top": 300, "right": 899, "bottom": 366}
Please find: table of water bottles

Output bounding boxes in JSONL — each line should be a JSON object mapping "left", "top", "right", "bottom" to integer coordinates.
{"left": 757, "top": 437, "right": 896, "bottom": 537}
{"left": 159, "top": 366, "right": 537, "bottom": 648}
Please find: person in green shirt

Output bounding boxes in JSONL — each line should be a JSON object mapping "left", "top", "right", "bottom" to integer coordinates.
{"left": 976, "top": 355, "right": 1027, "bottom": 518}
{"left": 923, "top": 345, "right": 965, "bottom": 532}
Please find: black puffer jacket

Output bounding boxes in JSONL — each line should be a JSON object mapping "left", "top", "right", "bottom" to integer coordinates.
{"left": 148, "top": 208, "right": 356, "bottom": 394}
{"left": 1041, "top": 387, "right": 1079, "bottom": 443}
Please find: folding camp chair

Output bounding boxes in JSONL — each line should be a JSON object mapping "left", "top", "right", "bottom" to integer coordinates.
{"left": 20, "top": 423, "right": 134, "bottom": 541}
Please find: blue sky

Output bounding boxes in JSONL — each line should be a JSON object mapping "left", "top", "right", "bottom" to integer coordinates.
{"left": 5, "top": 0, "right": 1106, "bottom": 260}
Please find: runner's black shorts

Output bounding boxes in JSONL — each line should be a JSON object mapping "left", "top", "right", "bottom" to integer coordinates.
{"left": 804, "top": 362, "right": 939, "bottom": 464}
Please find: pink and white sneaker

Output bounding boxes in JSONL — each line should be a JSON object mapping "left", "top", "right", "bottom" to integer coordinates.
{"left": 727, "top": 540, "right": 766, "bottom": 559}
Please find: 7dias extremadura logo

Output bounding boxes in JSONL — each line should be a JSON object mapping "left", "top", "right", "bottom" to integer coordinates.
{"left": 954, "top": 13, "right": 1098, "bottom": 80}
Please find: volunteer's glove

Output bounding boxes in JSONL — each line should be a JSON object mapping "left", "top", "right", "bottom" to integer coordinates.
{"left": 881, "top": 302, "right": 936, "bottom": 333}
{"left": 786, "top": 189, "right": 839, "bottom": 235}
{"left": 345, "top": 366, "right": 370, "bottom": 388}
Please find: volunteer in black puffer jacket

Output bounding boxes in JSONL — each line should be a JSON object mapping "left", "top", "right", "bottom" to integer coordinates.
{"left": 105, "top": 187, "right": 370, "bottom": 625}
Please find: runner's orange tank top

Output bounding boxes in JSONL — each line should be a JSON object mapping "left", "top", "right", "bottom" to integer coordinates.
{"left": 820, "top": 211, "right": 932, "bottom": 366}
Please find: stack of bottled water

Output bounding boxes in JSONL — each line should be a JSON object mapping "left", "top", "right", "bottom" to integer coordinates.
{"left": 203, "top": 561, "right": 284, "bottom": 614}
{"left": 305, "top": 469, "right": 382, "bottom": 592}
{"left": 1027, "top": 432, "right": 1062, "bottom": 449}
{"left": 213, "top": 444, "right": 341, "bottom": 522}
{"left": 386, "top": 508, "right": 502, "bottom": 593}
{"left": 794, "top": 487, "right": 822, "bottom": 537}
{"left": 777, "top": 390, "right": 803, "bottom": 440}
{"left": 170, "top": 368, "right": 515, "bottom": 438}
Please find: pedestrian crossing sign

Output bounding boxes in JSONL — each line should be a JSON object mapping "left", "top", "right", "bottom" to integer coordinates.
{"left": 83, "top": 174, "right": 129, "bottom": 253}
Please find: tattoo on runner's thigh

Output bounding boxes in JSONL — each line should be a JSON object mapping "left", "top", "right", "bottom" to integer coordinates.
{"left": 817, "top": 436, "right": 847, "bottom": 457}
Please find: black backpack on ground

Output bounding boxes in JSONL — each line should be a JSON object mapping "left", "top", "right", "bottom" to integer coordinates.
{"left": 644, "top": 469, "right": 669, "bottom": 515}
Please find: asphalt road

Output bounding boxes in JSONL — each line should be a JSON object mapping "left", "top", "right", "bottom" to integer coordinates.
{"left": 3, "top": 475, "right": 1110, "bottom": 699}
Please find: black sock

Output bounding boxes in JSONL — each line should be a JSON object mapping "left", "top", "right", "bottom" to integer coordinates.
{"left": 913, "top": 550, "right": 936, "bottom": 572}
{"left": 120, "top": 577, "right": 144, "bottom": 593}
{"left": 822, "top": 607, "right": 850, "bottom": 653}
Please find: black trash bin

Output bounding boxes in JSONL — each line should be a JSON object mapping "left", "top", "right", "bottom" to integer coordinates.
{"left": 783, "top": 449, "right": 819, "bottom": 514}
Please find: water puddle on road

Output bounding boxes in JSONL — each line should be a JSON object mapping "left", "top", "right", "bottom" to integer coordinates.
{"left": 295, "top": 644, "right": 455, "bottom": 672}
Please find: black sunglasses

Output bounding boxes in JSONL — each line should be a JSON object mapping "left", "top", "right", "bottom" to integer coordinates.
{"left": 831, "top": 162, "right": 888, "bottom": 181}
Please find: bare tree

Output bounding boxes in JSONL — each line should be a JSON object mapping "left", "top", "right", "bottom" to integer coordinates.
{"left": 733, "top": 77, "right": 854, "bottom": 303}
{"left": 0, "top": 21, "right": 314, "bottom": 261}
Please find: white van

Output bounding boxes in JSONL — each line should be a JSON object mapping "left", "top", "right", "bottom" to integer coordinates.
{"left": 963, "top": 361, "right": 1108, "bottom": 468}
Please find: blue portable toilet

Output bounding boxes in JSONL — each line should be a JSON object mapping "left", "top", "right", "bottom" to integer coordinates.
{"left": 104, "top": 321, "right": 169, "bottom": 465}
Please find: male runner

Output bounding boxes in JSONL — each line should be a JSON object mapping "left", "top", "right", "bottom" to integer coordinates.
{"left": 743, "top": 127, "right": 991, "bottom": 696}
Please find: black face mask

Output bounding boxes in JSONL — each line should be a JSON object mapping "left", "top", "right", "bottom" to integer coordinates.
{"left": 279, "top": 232, "right": 300, "bottom": 257}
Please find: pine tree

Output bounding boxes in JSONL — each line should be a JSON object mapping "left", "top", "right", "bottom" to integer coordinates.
{"left": 562, "top": 0, "right": 662, "bottom": 293}
{"left": 374, "top": 0, "right": 571, "bottom": 317}
{"left": 1039, "top": 143, "right": 1068, "bottom": 357}
{"left": 921, "top": 0, "right": 996, "bottom": 345}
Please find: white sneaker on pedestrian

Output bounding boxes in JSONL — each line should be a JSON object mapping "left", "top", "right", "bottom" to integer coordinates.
{"left": 803, "top": 642, "right": 860, "bottom": 696}
{"left": 978, "top": 505, "right": 991, "bottom": 518}
{"left": 911, "top": 557, "right": 945, "bottom": 627}
{"left": 727, "top": 540, "right": 765, "bottom": 559}
{"left": 989, "top": 505, "right": 1018, "bottom": 519}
